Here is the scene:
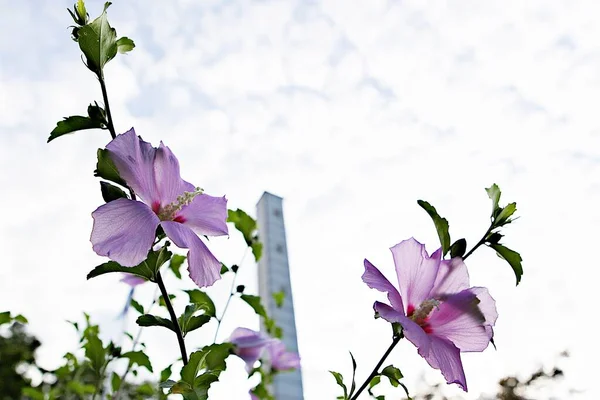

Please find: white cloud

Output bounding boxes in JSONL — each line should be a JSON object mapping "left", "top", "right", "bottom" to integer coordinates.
{"left": 1, "top": 0, "right": 599, "bottom": 398}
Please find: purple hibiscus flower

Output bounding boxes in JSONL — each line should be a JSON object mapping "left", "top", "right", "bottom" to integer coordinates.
{"left": 228, "top": 327, "right": 274, "bottom": 372}
{"left": 120, "top": 273, "right": 147, "bottom": 287}
{"left": 362, "top": 238, "right": 497, "bottom": 391}
{"left": 90, "top": 128, "right": 228, "bottom": 288}
{"left": 266, "top": 340, "right": 301, "bottom": 371}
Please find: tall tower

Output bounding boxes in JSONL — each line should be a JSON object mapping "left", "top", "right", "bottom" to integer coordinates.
{"left": 256, "top": 192, "right": 304, "bottom": 400}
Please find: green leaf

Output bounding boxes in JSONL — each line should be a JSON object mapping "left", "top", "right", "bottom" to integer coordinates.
{"left": 84, "top": 334, "right": 106, "bottom": 375}
{"left": 111, "top": 371, "right": 122, "bottom": 392}
{"left": 75, "top": 0, "right": 88, "bottom": 24}
{"left": 220, "top": 263, "right": 229, "bottom": 274}
{"left": 251, "top": 242, "right": 263, "bottom": 262}
{"left": 486, "top": 184, "right": 502, "bottom": 217}
{"left": 87, "top": 260, "right": 153, "bottom": 281}
{"left": 87, "top": 247, "right": 171, "bottom": 281}
{"left": 0, "top": 311, "right": 11, "bottom": 325}
{"left": 240, "top": 294, "right": 267, "bottom": 318}
{"left": 130, "top": 298, "right": 144, "bottom": 314}
{"left": 48, "top": 116, "right": 104, "bottom": 142}
{"left": 181, "top": 351, "right": 207, "bottom": 385}
{"left": 121, "top": 350, "right": 153, "bottom": 372}
{"left": 160, "top": 365, "right": 173, "bottom": 382}
{"left": 185, "top": 290, "right": 216, "bottom": 317}
{"left": 490, "top": 244, "right": 523, "bottom": 285}
{"left": 87, "top": 102, "right": 107, "bottom": 124}
{"left": 381, "top": 365, "right": 403, "bottom": 387}
{"left": 77, "top": 2, "right": 118, "bottom": 72}
{"left": 199, "top": 343, "right": 234, "bottom": 372}
{"left": 368, "top": 375, "right": 381, "bottom": 393}
{"left": 272, "top": 290, "right": 285, "bottom": 308}
{"left": 159, "top": 379, "right": 177, "bottom": 389}
{"left": 136, "top": 314, "right": 176, "bottom": 332}
{"left": 349, "top": 352, "right": 357, "bottom": 397}
{"left": 21, "top": 388, "right": 45, "bottom": 400}
{"left": 116, "top": 36, "right": 135, "bottom": 53}
{"left": 159, "top": 294, "right": 176, "bottom": 308}
{"left": 95, "top": 148, "right": 126, "bottom": 186}
{"left": 417, "top": 200, "right": 451, "bottom": 256}
{"left": 227, "top": 209, "right": 257, "bottom": 246}
{"left": 329, "top": 371, "right": 348, "bottom": 400}
{"left": 170, "top": 254, "right": 186, "bottom": 279}
{"left": 182, "top": 314, "right": 211, "bottom": 336}
{"left": 100, "top": 181, "right": 128, "bottom": 202}
{"left": 495, "top": 202, "right": 517, "bottom": 226}
{"left": 449, "top": 238, "right": 467, "bottom": 258}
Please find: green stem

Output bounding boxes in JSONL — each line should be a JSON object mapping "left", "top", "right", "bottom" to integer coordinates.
{"left": 156, "top": 271, "right": 188, "bottom": 365}
{"left": 462, "top": 225, "right": 493, "bottom": 261}
{"left": 212, "top": 270, "right": 238, "bottom": 344}
{"left": 212, "top": 248, "right": 248, "bottom": 343}
{"left": 350, "top": 335, "right": 402, "bottom": 400}
{"left": 98, "top": 70, "right": 117, "bottom": 139}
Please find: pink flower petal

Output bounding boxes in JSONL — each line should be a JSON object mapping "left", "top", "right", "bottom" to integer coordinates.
{"left": 91, "top": 198, "right": 159, "bottom": 266}
{"left": 431, "top": 257, "right": 470, "bottom": 299}
{"left": 390, "top": 238, "right": 441, "bottom": 310}
{"left": 362, "top": 259, "right": 404, "bottom": 312}
{"left": 154, "top": 142, "right": 195, "bottom": 207}
{"left": 267, "top": 340, "right": 301, "bottom": 370}
{"left": 428, "top": 288, "right": 496, "bottom": 352}
{"left": 161, "top": 221, "right": 222, "bottom": 288}
{"left": 373, "top": 301, "right": 431, "bottom": 356}
{"left": 105, "top": 129, "right": 159, "bottom": 205}
{"left": 178, "top": 194, "right": 228, "bottom": 236}
{"left": 228, "top": 327, "right": 272, "bottom": 372}
{"left": 422, "top": 336, "right": 467, "bottom": 391}
{"left": 121, "top": 273, "right": 147, "bottom": 287}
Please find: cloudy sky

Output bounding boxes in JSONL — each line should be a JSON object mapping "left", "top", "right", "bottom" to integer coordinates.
{"left": 1, "top": 0, "right": 599, "bottom": 398}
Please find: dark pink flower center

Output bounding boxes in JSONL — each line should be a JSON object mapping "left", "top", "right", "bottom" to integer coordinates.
{"left": 407, "top": 300, "right": 439, "bottom": 335}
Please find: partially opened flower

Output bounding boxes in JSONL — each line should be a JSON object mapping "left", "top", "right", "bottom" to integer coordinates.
{"left": 266, "top": 340, "right": 301, "bottom": 371}
{"left": 228, "top": 327, "right": 274, "bottom": 372}
{"left": 91, "top": 128, "right": 228, "bottom": 288}
{"left": 362, "top": 238, "right": 497, "bottom": 391}
{"left": 120, "top": 273, "right": 147, "bottom": 287}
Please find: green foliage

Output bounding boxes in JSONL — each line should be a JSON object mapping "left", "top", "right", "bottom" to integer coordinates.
{"left": 116, "top": 36, "right": 135, "bottom": 53}
{"left": 0, "top": 322, "right": 40, "bottom": 399}
{"left": 121, "top": 350, "right": 153, "bottom": 372}
{"left": 329, "top": 370, "right": 349, "bottom": 400}
{"left": 130, "top": 298, "right": 144, "bottom": 314}
{"left": 240, "top": 294, "right": 267, "bottom": 318}
{"left": 77, "top": 2, "right": 117, "bottom": 72}
{"left": 450, "top": 238, "right": 467, "bottom": 258}
{"left": 95, "top": 148, "right": 126, "bottom": 186}
{"left": 227, "top": 208, "right": 263, "bottom": 261}
{"left": 48, "top": 115, "right": 105, "bottom": 142}
{"left": 87, "top": 246, "right": 172, "bottom": 281}
{"left": 170, "top": 254, "right": 187, "bottom": 279}
{"left": 185, "top": 289, "right": 216, "bottom": 318}
{"left": 83, "top": 332, "right": 106, "bottom": 376}
{"left": 490, "top": 244, "right": 523, "bottom": 285}
{"left": 0, "top": 311, "right": 27, "bottom": 326}
{"left": 417, "top": 200, "right": 451, "bottom": 256}
{"left": 272, "top": 290, "right": 285, "bottom": 308}
{"left": 179, "top": 305, "right": 211, "bottom": 336}
{"left": 100, "top": 181, "right": 128, "bottom": 202}
{"left": 169, "top": 344, "right": 233, "bottom": 399}
{"left": 136, "top": 314, "right": 176, "bottom": 332}
{"left": 482, "top": 184, "right": 523, "bottom": 285}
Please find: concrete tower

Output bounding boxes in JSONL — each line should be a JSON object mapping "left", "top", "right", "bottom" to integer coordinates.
{"left": 256, "top": 192, "right": 304, "bottom": 399}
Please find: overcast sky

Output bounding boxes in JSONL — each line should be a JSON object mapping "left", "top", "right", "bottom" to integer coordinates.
{"left": 1, "top": 0, "right": 599, "bottom": 399}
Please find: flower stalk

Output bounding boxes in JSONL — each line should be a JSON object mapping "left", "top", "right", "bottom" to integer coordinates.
{"left": 156, "top": 271, "right": 189, "bottom": 365}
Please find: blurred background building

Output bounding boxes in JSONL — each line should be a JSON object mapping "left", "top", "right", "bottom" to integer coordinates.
{"left": 256, "top": 192, "right": 304, "bottom": 400}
